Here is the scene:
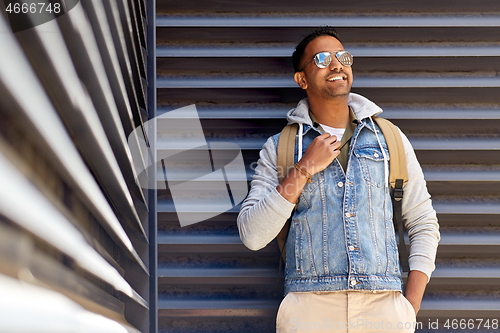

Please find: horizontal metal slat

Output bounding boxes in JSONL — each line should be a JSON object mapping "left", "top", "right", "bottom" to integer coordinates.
{"left": 157, "top": 76, "right": 500, "bottom": 89}
{"left": 158, "top": 265, "right": 500, "bottom": 288}
{"left": 158, "top": 234, "right": 276, "bottom": 254}
{"left": 157, "top": 87, "right": 500, "bottom": 105}
{"left": 156, "top": 43, "right": 500, "bottom": 59}
{"left": 157, "top": 231, "right": 500, "bottom": 258}
{"left": 156, "top": 137, "right": 500, "bottom": 154}
{"left": 431, "top": 265, "right": 500, "bottom": 280}
{"left": 158, "top": 267, "right": 277, "bottom": 285}
{"left": 157, "top": 198, "right": 500, "bottom": 219}
{"left": 157, "top": 27, "right": 500, "bottom": 45}
{"left": 156, "top": 106, "right": 500, "bottom": 120}
{"left": 157, "top": 45, "right": 500, "bottom": 58}
{"left": 157, "top": 0, "right": 500, "bottom": 14}
{"left": 383, "top": 109, "right": 500, "bottom": 120}
{"left": 155, "top": 172, "right": 500, "bottom": 197}
{"left": 438, "top": 233, "right": 500, "bottom": 246}
{"left": 420, "top": 298, "right": 500, "bottom": 317}
{"left": 156, "top": 163, "right": 500, "bottom": 180}
{"left": 157, "top": 61, "right": 500, "bottom": 83}
{"left": 158, "top": 299, "right": 279, "bottom": 317}
{"left": 158, "top": 297, "right": 500, "bottom": 319}
{"left": 156, "top": 16, "right": 500, "bottom": 28}
{"left": 425, "top": 168, "right": 500, "bottom": 194}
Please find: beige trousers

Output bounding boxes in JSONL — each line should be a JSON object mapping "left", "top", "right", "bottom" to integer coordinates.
{"left": 276, "top": 291, "right": 417, "bottom": 333}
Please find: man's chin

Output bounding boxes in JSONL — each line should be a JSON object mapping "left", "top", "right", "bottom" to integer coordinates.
{"left": 324, "top": 89, "right": 351, "bottom": 99}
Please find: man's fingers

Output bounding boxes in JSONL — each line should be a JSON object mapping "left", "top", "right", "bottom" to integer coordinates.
{"left": 330, "top": 140, "right": 342, "bottom": 151}
{"left": 318, "top": 132, "right": 332, "bottom": 138}
{"left": 315, "top": 133, "right": 338, "bottom": 146}
{"left": 325, "top": 134, "right": 338, "bottom": 145}
{"left": 316, "top": 133, "right": 338, "bottom": 141}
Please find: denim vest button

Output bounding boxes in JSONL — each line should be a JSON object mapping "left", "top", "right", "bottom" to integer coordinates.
{"left": 374, "top": 152, "right": 380, "bottom": 158}
{"left": 350, "top": 279, "right": 356, "bottom": 286}
{"left": 337, "top": 181, "right": 344, "bottom": 188}
{"left": 348, "top": 245, "right": 355, "bottom": 251}
{"left": 345, "top": 212, "right": 351, "bottom": 218}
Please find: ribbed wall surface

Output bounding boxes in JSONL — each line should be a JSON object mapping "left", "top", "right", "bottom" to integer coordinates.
{"left": 156, "top": 1, "right": 500, "bottom": 332}
{"left": 0, "top": 0, "right": 155, "bottom": 332}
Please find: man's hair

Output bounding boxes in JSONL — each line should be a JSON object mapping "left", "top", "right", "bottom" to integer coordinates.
{"left": 292, "top": 27, "right": 342, "bottom": 73}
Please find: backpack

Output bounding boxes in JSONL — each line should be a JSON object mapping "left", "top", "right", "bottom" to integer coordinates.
{"left": 275, "top": 116, "right": 410, "bottom": 272}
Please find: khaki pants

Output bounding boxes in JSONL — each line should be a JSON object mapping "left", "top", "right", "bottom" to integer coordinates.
{"left": 276, "top": 291, "right": 417, "bottom": 333}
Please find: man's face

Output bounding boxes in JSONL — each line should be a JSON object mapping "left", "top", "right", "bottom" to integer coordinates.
{"left": 295, "top": 35, "right": 353, "bottom": 100}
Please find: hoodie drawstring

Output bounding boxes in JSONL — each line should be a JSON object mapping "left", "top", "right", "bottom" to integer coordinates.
{"left": 370, "top": 117, "right": 389, "bottom": 190}
{"left": 298, "top": 123, "right": 304, "bottom": 161}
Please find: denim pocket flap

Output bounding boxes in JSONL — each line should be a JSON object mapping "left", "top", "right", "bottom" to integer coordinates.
{"left": 353, "top": 146, "right": 389, "bottom": 162}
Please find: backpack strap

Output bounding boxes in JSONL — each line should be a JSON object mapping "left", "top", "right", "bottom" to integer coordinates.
{"left": 373, "top": 116, "right": 410, "bottom": 272}
{"left": 277, "top": 124, "right": 298, "bottom": 182}
{"left": 276, "top": 124, "right": 298, "bottom": 263}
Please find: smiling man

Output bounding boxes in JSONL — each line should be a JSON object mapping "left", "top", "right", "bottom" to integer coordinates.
{"left": 237, "top": 27, "right": 440, "bottom": 333}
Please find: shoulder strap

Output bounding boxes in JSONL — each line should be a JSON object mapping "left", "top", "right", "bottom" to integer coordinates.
{"left": 373, "top": 116, "right": 410, "bottom": 273}
{"left": 373, "top": 117, "right": 408, "bottom": 189}
{"left": 276, "top": 124, "right": 298, "bottom": 263}
{"left": 277, "top": 123, "right": 298, "bottom": 183}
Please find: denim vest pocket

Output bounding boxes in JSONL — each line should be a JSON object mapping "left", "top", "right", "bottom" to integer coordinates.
{"left": 353, "top": 145, "right": 389, "bottom": 188}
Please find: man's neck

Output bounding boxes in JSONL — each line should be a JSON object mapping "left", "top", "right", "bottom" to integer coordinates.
{"left": 308, "top": 95, "right": 350, "bottom": 129}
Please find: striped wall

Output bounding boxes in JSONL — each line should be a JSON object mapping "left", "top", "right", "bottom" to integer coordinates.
{"left": 156, "top": 1, "right": 500, "bottom": 332}
{"left": 0, "top": 0, "right": 155, "bottom": 331}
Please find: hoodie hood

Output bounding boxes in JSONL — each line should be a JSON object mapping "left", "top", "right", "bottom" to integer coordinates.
{"left": 286, "top": 93, "right": 383, "bottom": 126}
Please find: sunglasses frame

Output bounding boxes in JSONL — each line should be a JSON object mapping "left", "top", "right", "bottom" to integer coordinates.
{"left": 298, "top": 51, "right": 353, "bottom": 72}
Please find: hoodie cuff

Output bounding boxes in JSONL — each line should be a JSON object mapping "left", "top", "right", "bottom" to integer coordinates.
{"left": 409, "top": 256, "right": 435, "bottom": 283}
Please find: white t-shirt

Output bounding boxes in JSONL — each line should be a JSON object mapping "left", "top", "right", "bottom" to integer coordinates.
{"left": 318, "top": 123, "right": 346, "bottom": 141}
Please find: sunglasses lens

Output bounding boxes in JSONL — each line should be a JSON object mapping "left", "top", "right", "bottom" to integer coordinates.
{"left": 336, "top": 51, "right": 353, "bottom": 66}
{"left": 315, "top": 52, "right": 332, "bottom": 68}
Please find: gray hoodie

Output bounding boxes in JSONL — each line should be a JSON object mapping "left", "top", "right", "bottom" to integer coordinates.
{"left": 237, "top": 93, "right": 440, "bottom": 280}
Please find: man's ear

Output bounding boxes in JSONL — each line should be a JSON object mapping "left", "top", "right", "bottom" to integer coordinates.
{"left": 294, "top": 72, "right": 308, "bottom": 90}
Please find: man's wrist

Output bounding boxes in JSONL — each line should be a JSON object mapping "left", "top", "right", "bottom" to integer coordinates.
{"left": 277, "top": 166, "right": 309, "bottom": 204}
{"left": 294, "top": 162, "right": 312, "bottom": 183}
{"left": 404, "top": 270, "right": 428, "bottom": 315}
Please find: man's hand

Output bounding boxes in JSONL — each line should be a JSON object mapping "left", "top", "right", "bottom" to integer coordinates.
{"left": 277, "top": 133, "right": 341, "bottom": 204}
{"left": 299, "top": 133, "right": 342, "bottom": 175}
{"left": 404, "top": 270, "right": 428, "bottom": 315}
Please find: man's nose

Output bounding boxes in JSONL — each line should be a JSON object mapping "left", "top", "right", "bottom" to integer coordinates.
{"left": 329, "top": 55, "right": 343, "bottom": 71}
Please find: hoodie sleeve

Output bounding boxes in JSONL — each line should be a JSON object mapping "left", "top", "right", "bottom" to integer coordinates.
{"left": 237, "top": 136, "right": 296, "bottom": 251}
{"left": 399, "top": 129, "right": 441, "bottom": 282}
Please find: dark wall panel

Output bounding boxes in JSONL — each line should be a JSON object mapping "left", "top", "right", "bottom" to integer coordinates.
{"left": 156, "top": 2, "right": 500, "bottom": 332}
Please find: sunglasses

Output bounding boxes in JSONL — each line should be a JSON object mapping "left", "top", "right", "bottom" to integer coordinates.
{"left": 298, "top": 51, "right": 353, "bottom": 72}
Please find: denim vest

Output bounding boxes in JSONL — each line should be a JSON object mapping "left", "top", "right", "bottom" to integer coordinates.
{"left": 272, "top": 117, "right": 403, "bottom": 295}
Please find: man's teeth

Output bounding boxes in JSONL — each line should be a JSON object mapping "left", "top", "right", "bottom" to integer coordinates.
{"left": 328, "top": 76, "right": 344, "bottom": 81}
